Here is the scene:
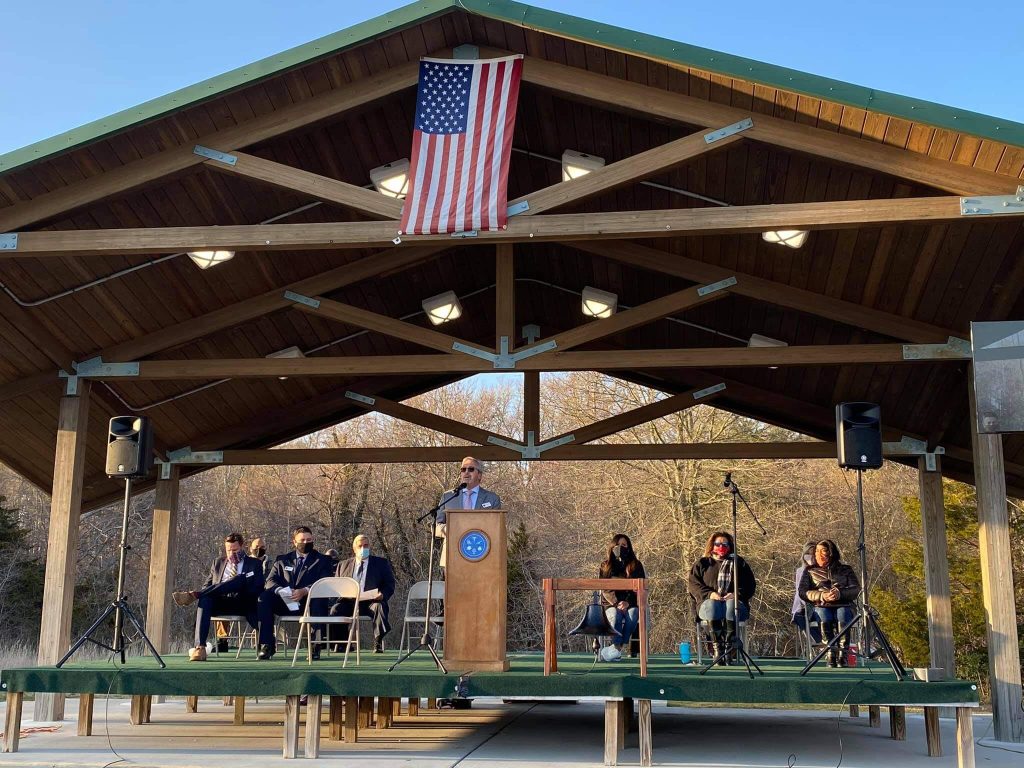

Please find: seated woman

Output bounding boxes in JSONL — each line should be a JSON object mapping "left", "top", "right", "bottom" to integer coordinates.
{"left": 799, "top": 539, "right": 860, "bottom": 667}
{"left": 687, "top": 531, "right": 756, "bottom": 664}
{"left": 791, "top": 541, "right": 822, "bottom": 647}
{"left": 599, "top": 533, "right": 646, "bottom": 657}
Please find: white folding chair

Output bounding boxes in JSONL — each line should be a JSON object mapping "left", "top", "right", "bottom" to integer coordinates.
{"left": 208, "top": 615, "right": 257, "bottom": 658}
{"left": 291, "top": 577, "right": 361, "bottom": 667}
{"left": 400, "top": 580, "right": 445, "bottom": 653}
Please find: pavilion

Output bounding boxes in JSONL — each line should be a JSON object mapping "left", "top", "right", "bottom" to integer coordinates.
{"left": 0, "top": 0, "right": 1021, "bottom": 748}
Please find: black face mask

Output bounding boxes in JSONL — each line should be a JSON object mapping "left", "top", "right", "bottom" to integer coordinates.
{"left": 295, "top": 542, "right": 313, "bottom": 555}
{"left": 252, "top": 547, "right": 266, "bottom": 558}
{"left": 612, "top": 545, "right": 630, "bottom": 560}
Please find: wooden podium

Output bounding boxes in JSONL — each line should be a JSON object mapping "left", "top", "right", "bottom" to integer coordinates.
{"left": 443, "top": 508, "right": 509, "bottom": 672}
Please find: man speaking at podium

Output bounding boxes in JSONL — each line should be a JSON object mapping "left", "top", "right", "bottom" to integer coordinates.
{"left": 436, "top": 457, "right": 502, "bottom": 571}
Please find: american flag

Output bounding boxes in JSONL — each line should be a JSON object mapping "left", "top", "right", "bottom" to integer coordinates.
{"left": 399, "top": 55, "right": 523, "bottom": 235}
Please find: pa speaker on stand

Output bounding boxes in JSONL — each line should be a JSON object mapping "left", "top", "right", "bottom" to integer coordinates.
{"left": 58, "top": 416, "right": 165, "bottom": 668}
{"left": 836, "top": 402, "right": 882, "bottom": 470}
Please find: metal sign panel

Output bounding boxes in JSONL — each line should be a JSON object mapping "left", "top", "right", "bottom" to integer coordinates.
{"left": 971, "top": 321, "right": 1024, "bottom": 433}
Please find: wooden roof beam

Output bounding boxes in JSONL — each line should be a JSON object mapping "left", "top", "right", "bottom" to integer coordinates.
{"left": 76, "top": 343, "right": 964, "bottom": 380}
{"left": 11, "top": 195, "right": 1022, "bottom": 257}
{"left": 202, "top": 150, "right": 405, "bottom": 220}
{"left": 514, "top": 53, "right": 1020, "bottom": 195}
{"left": 0, "top": 60, "right": 421, "bottom": 232}
{"left": 572, "top": 240, "right": 960, "bottom": 343}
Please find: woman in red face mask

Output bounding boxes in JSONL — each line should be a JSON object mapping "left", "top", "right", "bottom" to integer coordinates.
{"left": 687, "top": 531, "right": 757, "bottom": 664}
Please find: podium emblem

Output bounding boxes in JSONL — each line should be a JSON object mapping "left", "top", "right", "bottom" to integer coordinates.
{"left": 458, "top": 529, "right": 490, "bottom": 561}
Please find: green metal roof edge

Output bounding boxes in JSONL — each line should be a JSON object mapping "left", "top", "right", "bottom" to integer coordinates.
{"left": 0, "top": 0, "right": 459, "bottom": 174}
{"left": 464, "top": 0, "right": 1024, "bottom": 150}
{"left": 2, "top": 0, "right": 1021, "bottom": 177}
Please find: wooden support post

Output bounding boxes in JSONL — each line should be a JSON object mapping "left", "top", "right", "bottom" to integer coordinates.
{"left": 391, "top": 697, "right": 402, "bottom": 718}
{"left": 919, "top": 456, "right": 956, "bottom": 719}
{"left": 543, "top": 579, "right": 558, "bottom": 674}
{"left": 849, "top": 705, "right": 860, "bottom": 717}
{"left": 142, "top": 694, "right": 152, "bottom": 723}
{"left": 616, "top": 700, "right": 628, "bottom": 750}
{"left": 34, "top": 382, "right": 91, "bottom": 722}
{"left": 283, "top": 696, "right": 301, "bottom": 758}
{"left": 889, "top": 706, "right": 906, "bottom": 740}
{"left": 304, "top": 695, "right": 322, "bottom": 759}
{"left": 969, "top": 374, "right": 1024, "bottom": 742}
{"left": 427, "top": 697, "right": 437, "bottom": 710}
{"left": 358, "top": 696, "right": 374, "bottom": 728}
{"left": 638, "top": 699, "right": 653, "bottom": 767}
{"left": 186, "top": 696, "right": 198, "bottom": 713}
{"left": 495, "top": 244, "right": 515, "bottom": 349}
{"left": 147, "top": 465, "right": 180, "bottom": 659}
{"left": 328, "top": 696, "right": 343, "bottom": 740}
{"left": 956, "top": 708, "right": 975, "bottom": 768}
{"left": 869, "top": 705, "right": 881, "bottom": 727}
{"left": 604, "top": 700, "right": 620, "bottom": 766}
{"left": 524, "top": 371, "right": 540, "bottom": 442}
{"left": 130, "top": 695, "right": 145, "bottom": 725}
{"left": 3, "top": 691, "right": 23, "bottom": 752}
{"left": 78, "top": 693, "right": 94, "bottom": 736}
{"left": 233, "top": 696, "right": 245, "bottom": 726}
{"left": 343, "top": 696, "right": 359, "bottom": 742}
{"left": 925, "top": 707, "right": 942, "bottom": 757}
{"left": 408, "top": 697, "right": 420, "bottom": 716}
{"left": 376, "top": 696, "right": 392, "bottom": 729}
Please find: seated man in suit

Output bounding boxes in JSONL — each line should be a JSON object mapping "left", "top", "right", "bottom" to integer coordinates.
{"left": 331, "top": 534, "right": 396, "bottom": 653}
{"left": 435, "top": 456, "right": 502, "bottom": 572}
{"left": 256, "top": 525, "right": 334, "bottom": 660}
{"left": 173, "top": 532, "right": 265, "bottom": 662}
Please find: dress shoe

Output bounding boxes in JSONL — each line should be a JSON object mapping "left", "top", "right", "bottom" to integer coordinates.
{"left": 173, "top": 591, "right": 198, "bottom": 607}
{"left": 257, "top": 645, "right": 275, "bottom": 661}
{"left": 310, "top": 648, "right": 321, "bottom": 661}
{"left": 373, "top": 640, "right": 385, "bottom": 654}
{"left": 188, "top": 646, "right": 207, "bottom": 662}
{"left": 216, "top": 638, "right": 230, "bottom": 654}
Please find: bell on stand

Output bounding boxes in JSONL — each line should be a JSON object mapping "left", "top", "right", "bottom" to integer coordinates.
{"left": 569, "top": 591, "right": 622, "bottom": 659}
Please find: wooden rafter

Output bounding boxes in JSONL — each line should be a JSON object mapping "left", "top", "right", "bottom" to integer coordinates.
{"left": 549, "top": 384, "right": 724, "bottom": 446}
{"left": 0, "top": 61, "right": 422, "bottom": 232}
{"left": 342, "top": 391, "right": 520, "bottom": 453}
{"left": 513, "top": 53, "right": 1021, "bottom": 195}
{"left": 10, "top": 197, "right": 1018, "bottom": 256}
{"left": 203, "top": 151, "right": 405, "bottom": 219}
{"left": 293, "top": 294, "right": 491, "bottom": 355}
{"left": 572, "top": 240, "right": 961, "bottom": 343}
{"left": 506, "top": 125, "right": 746, "bottom": 215}
{"left": 77, "top": 343, "right": 962, "bottom": 380}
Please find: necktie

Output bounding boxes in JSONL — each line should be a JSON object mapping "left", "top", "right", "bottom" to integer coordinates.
{"left": 356, "top": 561, "right": 365, "bottom": 580}
{"left": 225, "top": 558, "right": 237, "bottom": 579}
{"left": 296, "top": 556, "right": 305, "bottom": 574}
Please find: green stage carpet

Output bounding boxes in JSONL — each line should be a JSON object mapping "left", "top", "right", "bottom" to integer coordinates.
{"left": 1, "top": 652, "right": 978, "bottom": 706}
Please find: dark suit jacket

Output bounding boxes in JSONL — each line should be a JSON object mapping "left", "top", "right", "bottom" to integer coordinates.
{"left": 335, "top": 555, "right": 396, "bottom": 603}
{"left": 202, "top": 554, "right": 265, "bottom": 598}
{"left": 265, "top": 549, "right": 334, "bottom": 593}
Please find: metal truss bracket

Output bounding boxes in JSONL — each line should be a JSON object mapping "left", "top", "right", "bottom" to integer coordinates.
{"left": 451, "top": 230, "right": 478, "bottom": 238}
{"left": 704, "top": 118, "right": 753, "bottom": 145}
{"left": 960, "top": 186, "right": 1024, "bottom": 216}
{"left": 507, "top": 200, "right": 530, "bottom": 217}
{"left": 902, "top": 336, "right": 971, "bottom": 360}
{"left": 453, "top": 44, "right": 479, "bottom": 60}
{"left": 452, "top": 338, "right": 557, "bottom": 369}
{"left": 0, "top": 233, "right": 17, "bottom": 250}
{"left": 158, "top": 462, "right": 173, "bottom": 480}
{"left": 166, "top": 446, "right": 224, "bottom": 465}
{"left": 692, "top": 383, "right": 726, "bottom": 400}
{"left": 193, "top": 145, "right": 237, "bottom": 165}
{"left": 344, "top": 391, "right": 376, "bottom": 406}
{"left": 487, "top": 432, "right": 575, "bottom": 460}
{"left": 882, "top": 435, "right": 945, "bottom": 472}
{"left": 696, "top": 276, "right": 737, "bottom": 297}
{"left": 61, "top": 356, "right": 140, "bottom": 378}
{"left": 283, "top": 290, "right": 321, "bottom": 309}
{"left": 61, "top": 374, "right": 79, "bottom": 395}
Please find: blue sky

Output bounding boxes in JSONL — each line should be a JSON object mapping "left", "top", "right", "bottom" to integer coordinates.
{"left": 1, "top": 0, "right": 1021, "bottom": 156}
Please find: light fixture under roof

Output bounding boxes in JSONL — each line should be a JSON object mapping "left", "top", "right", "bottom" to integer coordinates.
{"left": 187, "top": 250, "right": 235, "bottom": 269}
{"left": 266, "top": 345, "right": 305, "bottom": 380}
{"left": 370, "top": 158, "right": 411, "bottom": 199}
{"left": 748, "top": 333, "right": 787, "bottom": 370}
{"left": 561, "top": 150, "right": 605, "bottom": 181}
{"left": 761, "top": 230, "right": 809, "bottom": 249}
{"left": 422, "top": 290, "right": 463, "bottom": 325}
{"left": 581, "top": 286, "right": 617, "bottom": 319}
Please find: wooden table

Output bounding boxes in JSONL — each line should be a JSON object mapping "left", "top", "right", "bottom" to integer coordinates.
{"left": 543, "top": 578, "right": 648, "bottom": 677}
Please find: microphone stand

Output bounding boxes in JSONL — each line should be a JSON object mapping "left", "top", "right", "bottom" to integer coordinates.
{"left": 389, "top": 486, "right": 463, "bottom": 673}
{"left": 701, "top": 472, "right": 765, "bottom": 678}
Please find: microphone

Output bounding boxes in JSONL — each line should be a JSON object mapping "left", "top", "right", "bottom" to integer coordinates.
{"left": 454, "top": 482, "right": 467, "bottom": 493}
{"left": 723, "top": 472, "right": 732, "bottom": 488}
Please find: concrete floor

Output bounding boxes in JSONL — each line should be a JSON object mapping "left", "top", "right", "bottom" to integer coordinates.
{"left": 2, "top": 697, "right": 1022, "bottom": 767}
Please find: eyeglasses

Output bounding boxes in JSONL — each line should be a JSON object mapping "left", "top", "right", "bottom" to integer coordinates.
{"left": 712, "top": 541, "right": 730, "bottom": 548}
{"left": 460, "top": 466, "right": 479, "bottom": 473}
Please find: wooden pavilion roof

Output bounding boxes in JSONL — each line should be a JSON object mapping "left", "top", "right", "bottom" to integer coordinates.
{"left": 0, "top": 0, "right": 1022, "bottom": 509}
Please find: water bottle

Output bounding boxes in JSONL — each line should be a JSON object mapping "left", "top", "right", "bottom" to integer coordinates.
{"left": 679, "top": 641, "right": 691, "bottom": 664}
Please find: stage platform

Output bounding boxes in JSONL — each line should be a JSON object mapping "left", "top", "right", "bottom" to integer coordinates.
{"left": 1, "top": 652, "right": 980, "bottom": 765}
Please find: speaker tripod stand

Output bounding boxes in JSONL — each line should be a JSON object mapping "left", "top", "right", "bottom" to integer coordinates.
{"left": 58, "top": 478, "right": 165, "bottom": 668}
